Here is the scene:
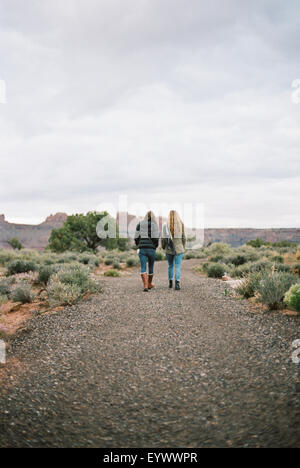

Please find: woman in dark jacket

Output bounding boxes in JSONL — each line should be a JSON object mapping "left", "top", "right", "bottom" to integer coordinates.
{"left": 134, "top": 211, "right": 160, "bottom": 292}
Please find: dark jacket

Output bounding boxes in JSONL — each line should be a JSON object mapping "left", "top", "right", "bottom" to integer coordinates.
{"left": 134, "top": 219, "right": 160, "bottom": 250}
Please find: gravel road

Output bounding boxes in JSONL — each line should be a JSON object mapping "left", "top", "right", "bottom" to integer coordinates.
{"left": 0, "top": 259, "right": 300, "bottom": 448}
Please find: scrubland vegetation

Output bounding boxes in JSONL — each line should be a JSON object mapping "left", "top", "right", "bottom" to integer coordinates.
{"left": 0, "top": 247, "right": 142, "bottom": 316}
{"left": 194, "top": 239, "right": 300, "bottom": 312}
{"left": 1, "top": 227, "right": 299, "bottom": 331}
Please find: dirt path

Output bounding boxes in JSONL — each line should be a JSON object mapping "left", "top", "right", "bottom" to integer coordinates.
{"left": 0, "top": 259, "right": 300, "bottom": 448}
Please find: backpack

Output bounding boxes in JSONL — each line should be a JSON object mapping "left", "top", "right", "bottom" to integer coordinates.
{"left": 163, "top": 224, "right": 176, "bottom": 255}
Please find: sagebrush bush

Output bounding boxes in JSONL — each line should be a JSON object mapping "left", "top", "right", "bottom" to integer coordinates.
{"left": 7, "top": 260, "right": 37, "bottom": 276}
{"left": 37, "top": 266, "right": 54, "bottom": 285}
{"left": 256, "top": 271, "right": 297, "bottom": 310}
{"left": 104, "top": 258, "right": 113, "bottom": 265}
{"left": 249, "top": 260, "right": 272, "bottom": 272}
{"left": 113, "top": 262, "right": 121, "bottom": 270}
{"left": 184, "top": 251, "right": 197, "bottom": 260}
{"left": 227, "top": 255, "right": 248, "bottom": 266}
{"left": 0, "top": 279, "right": 12, "bottom": 296}
{"left": 284, "top": 284, "right": 300, "bottom": 312}
{"left": 78, "top": 253, "right": 99, "bottom": 266}
{"left": 292, "top": 264, "right": 300, "bottom": 277}
{"left": 207, "top": 263, "right": 227, "bottom": 279}
{"left": 272, "top": 255, "right": 284, "bottom": 264}
{"left": 275, "top": 264, "right": 292, "bottom": 273}
{"left": 231, "top": 263, "right": 252, "bottom": 278}
{"left": 56, "top": 264, "right": 99, "bottom": 294}
{"left": 11, "top": 283, "right": 34, "bottom": 304}
{"left": 236, "top": 272, "right": 261, "bottom": 299}
{"left": 126, "top": 257, "right": 138, "bottom": 267}
{"left": 210, "top": 254, "right": 225, "bottom": 263}
{"left": 202, "top": 262, "right": 211, "bottom": 273}
{"left": 237, "top": 248, "right": 260, "bottom": 263}
{"left": 104, "top": 269, "right": 120, "bottom": 277}
{"left": 207, "top": 243, "right": 231, "bottom": 256}
{"left": 155, "top": 251, "right": 165, "bottom": 261}
{"left": 47, "top": 280, "right": 83, "bottom": 306}
{"left": 0, "top": 294, "right": 8, "bottom": 305}
{"left": 0, "top": 250, "right": 18, "bottom": 266}
{"left": 47, "top": 264, "right": 100, "bottom": 306}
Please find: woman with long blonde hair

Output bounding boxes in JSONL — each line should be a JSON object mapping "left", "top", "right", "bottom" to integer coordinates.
{"left": 134, "top": 211, "right": 160, "bottom": 292}
{"left": 162, "top": 210, "right": 186, "bottom": 290}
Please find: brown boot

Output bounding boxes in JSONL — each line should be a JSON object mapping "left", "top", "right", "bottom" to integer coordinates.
{"left": 141, "top": 273, "right": 148, "bottom": 292}
{"left": 148, "top": 274, "right": 155, "bottom": 289}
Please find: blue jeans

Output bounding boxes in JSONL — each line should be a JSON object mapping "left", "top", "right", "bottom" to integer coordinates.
{"left": 166, "top": 253, "right": 184, "bottom": 281}
{"left": 139, "top": 248, "right": 156, "bottom": 275}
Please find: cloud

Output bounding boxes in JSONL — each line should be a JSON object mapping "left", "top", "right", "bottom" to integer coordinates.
{"left": 0, "top": 0, "right": 299, "bottom": 227}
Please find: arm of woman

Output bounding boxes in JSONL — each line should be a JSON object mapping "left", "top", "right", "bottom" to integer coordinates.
{"left": 182, "top": 227, "right": 187, "bottom": 249}
{"left": 153, "top": 223, "right": 160, "bottom": 249}
{"left": 134, "top": 223, "right": 141, "bottom": 246}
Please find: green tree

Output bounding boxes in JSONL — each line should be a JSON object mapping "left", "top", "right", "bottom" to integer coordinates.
{"left": 48, "top": 212, "right": 126, "bottom": 253}
{"left": 247, "top": 237, "right": 265, "bottom": 248}
{"left": 7, "top": 237, "right": 23, "bottom": 250}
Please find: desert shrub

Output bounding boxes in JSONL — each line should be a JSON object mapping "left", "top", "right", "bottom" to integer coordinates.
{"left": 283, "top": 253, "right": 297, "bottom": 265}
{"left": 272, "top": 255, "right": 284, "bottom": 264}
{"left": 284, "top": 284, "right": 300, "bottom": 312}
{"left": 0, "top": 294, "right": 9, "bottom": 305}
{"left": 41, "top": 256, "right": 56, "bottom": 265}
{"left": 0, "top": 250, "right": 18, "bottom": 266}
{"left": 247, "top": 238, "right": 265, "bottom": 248}
{"left": 0, "top": 279, "right": 12, "bottom": 296}
{"left": 57, "top": 257, "right": 67, "bottom": 264}
{"left": 202, "top": 262, "right": 211, "bottom": 273}
{"left": 11, "top": 283, "right": 34, "bottom": 304}
{"left": 79, "top": 254, "right": 93, "bottom": 265}
{"left": 184, "top": 251, "right": 196, "bottom": 260}
{"left": 47, "top": 279, "right": 82, "bottom": 306}
{"left": 184, "top": 252, "right": 192, "bottom": 260}
{"left": 208, "top": 243, "right": 231, "bottom": 256}
{"left": 292, "top": 264, "right": 300, "bottom": 277}
{"left": 155, "top": 251, "right": 165, "bottom": 261}
{"left": 231, "top": 263, "right": 252, "bottom": 278}
{"left": 237, "top": 247, "right": 260, "bottom": 263}
{"left": 61, "top": 253, "right": 80, "bottom": 263}
{"left": 104, "top": 269, "right": 120, "bottom": 277}
{"left": 275, "top": 264, "right": 292, "bottom": 273}
{"left": 207, "top": 263, "right": 227, "bottom": 279}
{"left": 37, "top": 266, "right": 55, "bottom": 286}
{"left": 249, "top": 260, "right": 272, "bottom": 273}
{"left": 126, "top": 257, "right": 139, "bottom": 267}
{"left": 184, "top": 249, "right": 205, "bottom": 260}
{"left": 236, "top": 272, "right": 261, "bottom": 299}
{"left": 7, "top": 238, "right": 23, "bottom": 250}
{"left": 56, "top": 264, "right": 98, "bottom": 293}
{"left": 113, "top": 262, "right": 121, "bottom": 270}
{"left": 47, "top": 264, "right": 100, "bottom": 306}
{"left": 256, "top": 271, "right": 297, "bottom": 310}
{"left": 227, "top": 254, "right": 248, "bottom": 266}
{"left": 90, "top": 258, "right": 100, "bottom": 267}
{"left": 104, "top": 258, "right": 113, "bottom": 266}
{"left": 210, "top": 254, "right": 225, "bottom": 263}
{"left": 7, "top": 260, "right": 38, "bottom": 276}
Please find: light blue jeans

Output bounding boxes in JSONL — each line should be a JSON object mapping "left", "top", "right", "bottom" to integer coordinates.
{"left": 166, "top": 253, "right": 184, "bottom": 281}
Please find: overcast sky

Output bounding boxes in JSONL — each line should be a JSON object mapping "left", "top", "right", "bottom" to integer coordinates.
{"left": 0, "top": 0, "right": 299, "bottom": 228}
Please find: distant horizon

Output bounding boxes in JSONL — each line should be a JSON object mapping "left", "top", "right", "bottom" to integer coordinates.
{"left": 1, "top": 212, "right": 299, "bottom": 231}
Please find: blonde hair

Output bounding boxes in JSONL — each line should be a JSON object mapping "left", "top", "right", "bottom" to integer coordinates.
{"left": 168, "top": 210, "right": 184, "bottom": 239}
